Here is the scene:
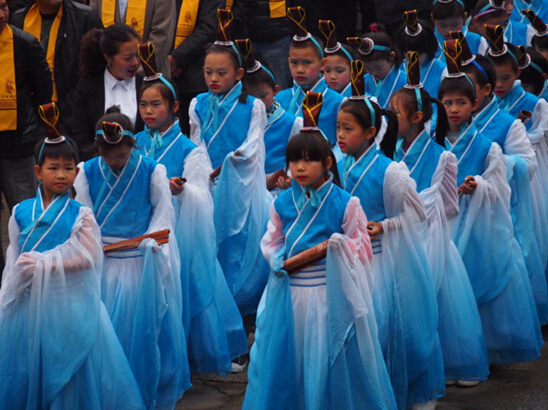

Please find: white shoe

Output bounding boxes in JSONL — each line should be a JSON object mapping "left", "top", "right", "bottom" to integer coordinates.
{"left": 457, "top": 380, "right": 480, "bottom": 387}
{"left": 412, "top": 400, "right": 437, "bottom": 410}
{"left": 445, "top": 380, "right": 457, "bottom": 386}
{"left": 231, "top": 354, "right": 249, "bottom": 373}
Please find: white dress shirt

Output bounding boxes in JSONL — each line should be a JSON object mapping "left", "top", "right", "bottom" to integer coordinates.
{"left": 104, "top": 68, "right": 137, "bottom": 126}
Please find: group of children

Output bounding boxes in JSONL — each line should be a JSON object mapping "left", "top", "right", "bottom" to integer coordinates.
{"left": 2, "top": 1, "right": 548, "bottom": 409}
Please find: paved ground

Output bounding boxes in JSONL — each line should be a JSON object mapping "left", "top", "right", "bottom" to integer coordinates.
{"left": 3, "top": 198, "right": 548, "bottom": 410}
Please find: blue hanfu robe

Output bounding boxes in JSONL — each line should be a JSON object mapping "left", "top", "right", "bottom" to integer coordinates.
{"left": 264, "top": 102, "right": 302, "bottom": 175}
{"left": 243, "top": 176, "right": 397, "bottom": 410}
{"left": 276, "top": 76, "right": 345, "bottom": 145}
{"left": 447, "top": 122, "right": 543, "bottom": 363}
{"left": 339, "top": 144, "right": 441, "bottom": 408}
{"left": 75, "top": 149, "right": 190, "bottom": 409}
{"left": 364, "top": 65, "right": 407, "bottom": 109}
{"left": 395, "top": 131, "right": 489, "bottom": 383}
{"left": 505, "top": 20, "right": 535, "bottom": 46}
{"left": 135, "top": 120, "right": 248, "bottom": 374}
{"left": 0, "top": 188, "right": 145, "bottom": 410}
{"left": 434, "top": 26, "right": 487, "bottom": 62}
{"left": 511, "top": 0, "right": 548, "bottom": 24}
{"left": 473, "top": 98, "right": 548, "bottom": 324}
{"left": 189, "top": 81, "right": 271, "bottom": 315}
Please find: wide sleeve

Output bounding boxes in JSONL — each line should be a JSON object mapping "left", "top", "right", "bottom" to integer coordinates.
{"left": 289, "top": 116, "right": 303, "bottom": 140}
{"left": 188, "top": 98, "right": 213, "bottom": 170}
{"left": 504, "top": 119, "right": 538, "bottom": 178}
{"left": 260, "top": 202, "right": 286, "bottom": 272}
{"left": 148, "top": 163, "right": 176, "bottom": 233}
{"left": 73, "top": 162, "right": 94, "bottom": 209}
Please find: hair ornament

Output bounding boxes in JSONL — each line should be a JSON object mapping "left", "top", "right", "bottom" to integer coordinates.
{"left": 318, "top": 20, "right": 354, "bottom": 62}
{"left": 96, "top": 121, "right": 133, "bottom": 145}
{"left": 357, "top": 37, "right": 391, "bottom": 56}
{"left": 369, "top": 24, "right": 380, "bottom": 32}
{"left": 444, "top": 39, "right": 477, "bottom": 90}
{"left": 138, "top": 43, "right": 178, "bottom": 100}
{"left": 301, "top": 91, "right": 324, "bottom": 130}
{"left": 403, "top": 10, "right": 423, "bottom": 37}
{"left": 234, "top": 39, "right": 276, "bottom": 82}
{"left": 213, "top": 9, "right": 242, "bottom": 66}
{"left": 403, "top": 51, "right": 423, "bottom": 111}
{"left": 516, "top": 45, "right": 543, "bottom": 74}
{"left": 433, "top": 0, "right": 465, "bottom": 8}
{"left": 349, "top": 60, "right": 366, "bottom": 98}
{"left": 476, "top": 0, "right": 505, "bottom": 19}
{"left": 37, "top": 102, "right": 69, "bottom": 161}
{"left": 449, "top": 31, "right": 476, "bottom": 65}
{"left": 288, "top": 7, "right": 324, "bottom": 57}
{"left": 523, "top": 9, "right": 548, "bottom": 37}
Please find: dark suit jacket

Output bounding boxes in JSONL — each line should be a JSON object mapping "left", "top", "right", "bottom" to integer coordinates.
{"left": 72, "top": 72, "right": 144, "bottom": 162}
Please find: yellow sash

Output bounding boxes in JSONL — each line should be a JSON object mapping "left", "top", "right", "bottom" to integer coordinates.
{"left": 102, "top": 0, "right": 145, "bottom": 38}
{"left": 23, "top": 4, "right": 62, "bottom": 101}
{"left": 226, "top": 0, "right": 233, "bottom": 11}
{"left": 174, "top": 0, "right": 200, "bottom": 48}
{"left": 269, "top": 0, "right": 286, "bottom": 18}
{"left": 0, "top": 25, "right": 17, "bottom": 131}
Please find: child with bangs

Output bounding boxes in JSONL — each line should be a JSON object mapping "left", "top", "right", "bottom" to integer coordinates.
{"left": 431, "top": 0, "right": 488, "bottom": 60}
{"left": 520, "top": 47, "right": 548, "bottom": 98}
{"left": 276, "top": 7, "right": 345, "bottom": 149}
{"left": 439, "top": 40, "right": 543, "bottom": 366}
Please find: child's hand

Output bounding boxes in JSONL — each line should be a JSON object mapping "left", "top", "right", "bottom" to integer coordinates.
{"left": 169, "top": 177, "right": 185, "bottom": 196}
{"left": 276, "top": 176, "right": 292, "bottom": 190}
{"left": 16, "top": 253, "right": 37, "bottom": 275}
{"left": 458, "top": 176, "right": 477, "bottom": 196}
{"left": 367, "top": 221, "right": 384, "bottom": 241}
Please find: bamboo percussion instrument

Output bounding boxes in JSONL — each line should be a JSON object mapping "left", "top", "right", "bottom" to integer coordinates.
{"left": 209, "top": 152, "right": 241, "bottom": 180}
{"left": 266, "top": 169, "right": 287, "bottom": 191}
{"left": 517, "top": 110, "right": 532, "bottom": 123}
{"left": 283, "top": 239, "right": 329, "bottom": 275}
{"left": 103, "top": 229, "right": 170, "bottom": 253}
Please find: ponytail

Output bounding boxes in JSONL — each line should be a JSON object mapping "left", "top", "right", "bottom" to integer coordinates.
{"left": 379, "top": 108, "right": 400, "bottom": 159}
{"left": 430, "top": 96, "right": 449, "bottom": 147}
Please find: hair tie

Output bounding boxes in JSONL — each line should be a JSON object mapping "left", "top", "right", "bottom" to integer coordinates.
{"left": 433, "top": 0, "right": 465, "bottom": 8}
{"left": 235, "top": 38, "right": 276, "bottom": 83}
{"left": 95, "top": 121, "right": 133, "bottom": 144}
{"left": 476, "top": 0, "right": 505, "bottom": 18}
{"left": 471, "top": 59, "right": 490, "bottom": 82}
{"left": 369, "top": 24, "right": 379, "bottom": 32}
{"left": 288, "top": 7, "right": 324, "bottom": 58}
{"left": 138, "top": 43, "right": 178, "bottom": 100}
{"left": 403, "top": 10, "right": 423, "bottom": 37}
{"left": 213, "top": 9, "right": 243, "bottom": 67}
{"left": 363, "top": 97, "right": 377, "bottom": 127}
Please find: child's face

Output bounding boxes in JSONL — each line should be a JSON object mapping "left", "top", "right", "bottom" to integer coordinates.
{"left": 246, "top": 82, "right": 279, "bottom": 110}
{"left": 289, "top": 155, "right": 332, "bottom": 190}
{"left": 204, "top": 52, "right": 244, "bottom": 94}
{"left": 288, "top": 45, "right": 326, "bottom": 87}
{"left": 363, "top": 54, "right": 394, "bottom": 81}
{"left": 139, "top": 86, "right": 179, "bottom": 132}
{"left": 34, "top": 157, "right": 78, "bottom": 199}
{"left": 473, "top": 13, "right": 508, "bottom": 38}
{"left": 493, "top": 60, "right": 520, "bottom": 98}
{"left": 336, "top": 110, "right": 375, "bottom": 155}
{"left": 324, "top": 55, "right": 351, "bottom": 92}
{"left": 441, "top": 92, "right": 478, "bottom": 132}
{"left": 100, "top": 144, "right": 132, "bottom": 170}
{"left": 467, "top": 71, "right": 492, "bottom": 112}
{"left": 433, "top": 16, "right": 465, "bottom": 39}
{"left": 389, "top": 96, "right": 419, "bottom": 138}
{"left": 505, "top": 0, "right": 513, "bottom": 18}
{"left": 533, "top": 45, "right": 548, "bottom": 63}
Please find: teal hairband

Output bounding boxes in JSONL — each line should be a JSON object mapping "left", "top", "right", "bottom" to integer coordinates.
{"left": 143, "top": 73, "right": 177, "bottom": 100}
{"left": 38, "top": 136, "right": 70, "bottom": 163}
{"left": 213, "top": 41, "right": 243, "bottom": 67}
{"left": 260, "top": 63, "right": 276, "bottom": 83}
{"left": 95, "top": 128, "right": 133, "bottom": 144}
{"left": 309, "top": 35, "right": 325, "bottom": 58}
{"left": 364, "top": 97, "right": 376, "bottom": 126}
{"left": 529, "top": 59, "right": 544, "bottom": 74}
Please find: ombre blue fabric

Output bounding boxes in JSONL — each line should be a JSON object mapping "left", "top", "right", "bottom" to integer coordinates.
{"left": 135, "top": 120, "right": 248, "bottom": 374}
{"left": 505, "top": 20, "right": 534, "bottom": 46}
{"left": 0, "top": 189, "right": 145, "bottom": 410}
{"left": 448, "top": 124, "right": 543, "bottom": 363}
{"left": 244, "top": 178, "right": 396, "bottom": 410}
{"left": 495, "top": 81, "right": 539, "bottom": 131}
{"left": 339, "top": 144, "right": 439, "bottom": 408}
{"left": 264, "top": 103, "right": 302, "bottom": 175}
{"left": 511, "top": 0, "right": 548, "bottom": 23}
{"left": 276, "top": 77, "right": 345, "bottom": 145}
{"left": 395, "top": 132, "right": 489, "bottom": 383}
{"left": 364, "top": 65, "right": 407, "bottom": 109}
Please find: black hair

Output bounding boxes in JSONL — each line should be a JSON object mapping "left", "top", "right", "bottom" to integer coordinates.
{"left": 95, "top": 105, "right": 137, "bottom": 153}
{"left": 390, "top": 87, "right": 449, "bottom": 150}
{"left": 204, "top": 44, "right": 248, "bottom": 103}
{"left": 328, "top": 44, "right": 357, "bottom": 64}
{"left": 397, "top": 20, "right": 439, "bottom": 61}
{"left": 462, "top": 54, "right": 496, "bottom": 89}
{"left": 532, "top": 34, "right": 548, "bottom": 53}
{"left": 431, "top": 0, "right": 466, "bottom": 20}
{"left": 35, "top": 136, "right": 79, "bottom": 167}
{"left": 487, "top": 42, "right": 520, "bottom": 72}
{"left": 289, "top": 34, "right": 325, "bottom": 61}
{"left": 438, "top": 75, "right": 477, "bottom": 105}
{"left": 520, "top": 47, "right": 548, "bottom": 95}
{"left": 139, "top": 78, "right": 179, "bottom": 112}
{"left": 338, "top": 98, "right": 400, "bottom": 159}
{"left": 360, "top": 30, "right": 403, "bottom": 68}
{"left": 79, "top": 23, "right": 140, "bottom": 78}
{"left": 242, "top": 59, "right": 276, "bottom": 89}
{"left": 285, "top": 131, "right": 341, "bottom": 187}
{"left": 472, "top": 0, "right": 507, "bottom": 21}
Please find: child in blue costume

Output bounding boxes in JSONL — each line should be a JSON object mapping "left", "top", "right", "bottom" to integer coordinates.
{"left": 431, "top": 0, "right": 488, "bottom": 61}
{"left": 74, "top": 109, "right": 190, "bottom": 410}
{"left": 189, "top": 10, "right": 270, "bottom": 321}
{"left": 399, "top": 11, "right": 448, "bottom": 99}
{"left": 134, "top": 45, "right": 248, "bottom": 376}
{"left": 526, "top": 9, "right": 548, "bottom": 62}
{"left": 0, "top": 104, "right": 145, "bottom": 410}
{"left": 519, "top": 47, "right": 548, "bottom": 98}
{"left": 463, "top": 52, "right": 548, "bottom": 325}
{"left": 238, "top": 39, "right": 303, "bottom": 187}
{"left": 337, "top": 61, "right": 440, "bottom": 410}
{"left": 511, "top": 0, "right": 548, "bottom": 24}
{"left": 351, "top": 29, "right": 407, "bottom": 109}
{"left": 318, "top": 20, "right": 356, "bottom": 98}
{"left": 244, "top": 93, "right": 397, "bottom": 410}
{"left": 389, "top": 55, "right": 489, "bottom": 389}
{"left": 276, "top": 7, "right": 345, "bottom": 148}
{"left": 523, "top": 10, "right": 548, "bottom": 98}
{"left": 438, "top": 44, "right": 543, "bottom": 365}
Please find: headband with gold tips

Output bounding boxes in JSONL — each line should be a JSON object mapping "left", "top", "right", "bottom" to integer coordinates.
{"left": 301, "top": 91, "right": 324, "bottom": 130}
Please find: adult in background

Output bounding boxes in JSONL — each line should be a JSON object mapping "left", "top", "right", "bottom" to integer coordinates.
{"left": 169, "top": 0, "right": 223, "bottom": 136}
{"left": 0, "top": 0, "right": 52, "bottom": 278}
{"left": 11, "top": 0, "right": 103, "bottom": 137}
{"left": 72, "top": 23, "right": 143, "bottom": 161}
{"left": 89, "top": 0, "right": 176, "bottom": 77}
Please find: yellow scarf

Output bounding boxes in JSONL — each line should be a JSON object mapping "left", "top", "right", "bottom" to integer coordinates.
{"left": 24, "top": 4, "right": 62, "bottom": 102}
{"left": 0, "top": 25, "right": 17, "bottom": 131}
{"left": 174, "top": 0, "right": 200, "bottom": 48}
{"left": 268, "top": 0, "right": 286, "bottom": 18}
{"left": 102, "top": 0, "right": 145, "bottom": 38}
